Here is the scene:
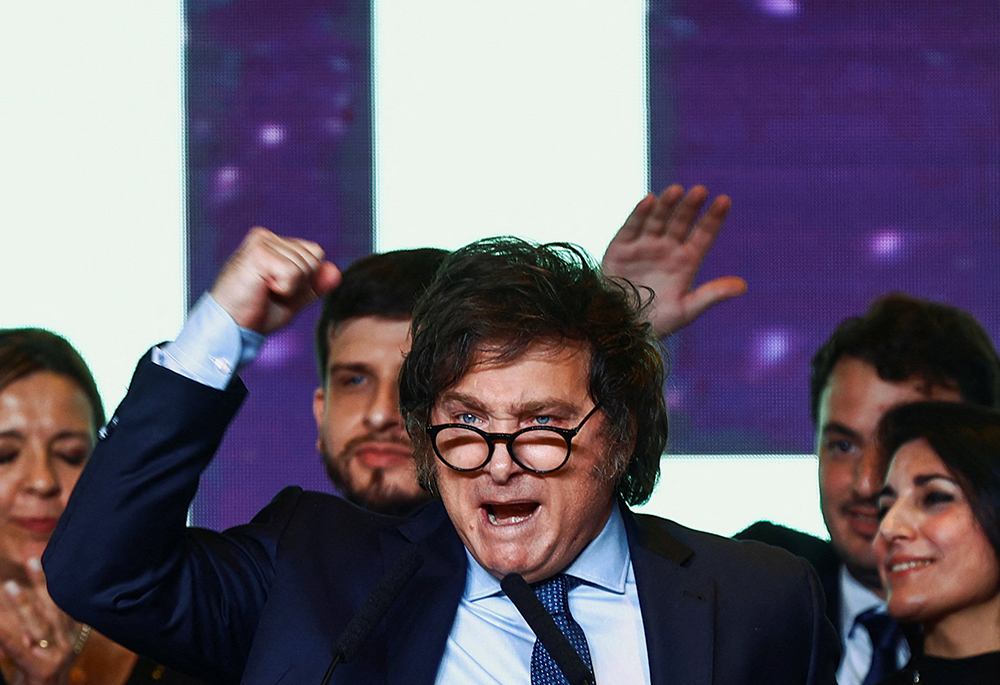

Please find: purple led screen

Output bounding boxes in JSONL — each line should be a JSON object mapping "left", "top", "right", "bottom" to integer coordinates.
{"left": 186, "top": 0, "right": 372, "bottom": 530}
{"left": 186, "top": 1, "right": 1000, "bottom": 530}
{"left": 651, "top": 0, "right": 1000, "bottom": 454}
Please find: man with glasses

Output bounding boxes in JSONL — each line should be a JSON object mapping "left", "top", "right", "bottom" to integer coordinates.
{"left": 45, "top": 221, "right": 838, "bottom": 683}
{"left": 310, "top": 184, "right": 749, "bottom": 518}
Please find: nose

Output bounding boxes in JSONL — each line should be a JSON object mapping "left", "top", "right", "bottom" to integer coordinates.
{"left": 22, "top": 446, "right": 60, "bottom": 498}
{"left": 877, "top": 502, "right": 913, "bottom": 544}
{"left": 364, "top": 380, "right": 402, "bottom": 432}
{"left": 854, "top": 447, "right": 883, "bottom": 500}
{"left": 482, "top": 440, "right": 522, "bottom": 484}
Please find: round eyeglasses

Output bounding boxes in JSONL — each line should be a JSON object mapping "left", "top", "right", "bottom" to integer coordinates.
{"left": 426, "top": 404, "right": 602, "bottom": 474}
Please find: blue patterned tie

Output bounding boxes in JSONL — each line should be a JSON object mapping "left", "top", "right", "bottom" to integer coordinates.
{"left": 530, "top": 574, "right": 594, "bottom": 685}
{"left": 858, "top": 608, "right": 902, "bottom": 685}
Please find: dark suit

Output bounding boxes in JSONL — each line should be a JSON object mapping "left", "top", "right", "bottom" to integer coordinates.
{"left": 45, "top": 356, "right": 839, "bottom": 684}
{"left": 737, "top": 520, "right": 920, "bottom": 682}
{"left": 736, "top": 521, "right": 843, "bottom": 638}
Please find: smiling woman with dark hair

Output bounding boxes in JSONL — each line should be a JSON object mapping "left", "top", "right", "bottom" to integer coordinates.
{"left": 873, "top": 400, "right": 1000, "bottom": 684}
{"left": 0, "top": 329, "right": 205, "bottom": 685}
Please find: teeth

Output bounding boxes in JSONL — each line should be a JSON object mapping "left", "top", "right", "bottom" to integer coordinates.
{"left": 486, "top": 510, "right": 531, "bottom": 526}
{"left": 890, "top": 560, "right": 932, "bottom": 572}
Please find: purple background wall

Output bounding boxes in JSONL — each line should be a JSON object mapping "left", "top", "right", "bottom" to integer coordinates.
{"left": 652, "top": 0, "right": 1000, "bottom": 453}
{"left": 186, "top": 0, "right": 372, "bottom": 529}
{"left": 187, "top": 0, "right": 1000, "bottom": 530}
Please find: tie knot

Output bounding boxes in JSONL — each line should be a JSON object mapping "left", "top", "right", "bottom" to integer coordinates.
{"left": 533, "top": 574, "right": 580, "bottom": 616}
{"left": 857, "top": 608, "right": 899, "bottom": 651}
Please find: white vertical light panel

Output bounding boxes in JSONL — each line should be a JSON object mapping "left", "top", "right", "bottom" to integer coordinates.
{"left": 373, "top": 0, "right": 649, "bottom": 261}
{"left": 0, "top": 1, "right": 186, "bottom": 412}
{"left": 373, "top": 2, "right": 826, "bottom": 538}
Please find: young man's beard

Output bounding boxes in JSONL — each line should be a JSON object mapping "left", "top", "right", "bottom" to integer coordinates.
{"left": 320, "top": 436, "right": 432, "bottom": 517}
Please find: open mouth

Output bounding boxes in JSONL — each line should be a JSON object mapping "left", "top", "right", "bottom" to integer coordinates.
{"left": 483, "top": 502, "right": 539, "bottom": 526}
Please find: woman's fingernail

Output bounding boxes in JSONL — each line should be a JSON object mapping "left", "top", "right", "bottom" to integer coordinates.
{"left": 4, "top": 580, "right": 20, "bottom": 596}
{"left": 27, "top": 558, "right": 41, "bottom": 572}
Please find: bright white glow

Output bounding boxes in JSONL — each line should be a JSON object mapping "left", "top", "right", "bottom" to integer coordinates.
{"left": 635, "top": 454, "right": 828, "bottom": 539}
{"left": 758, "top": 0, "right": 801, "bottom": 17}
{"left": 258, "top": 123, "right": 287, "bottom": 147}
{"left": 870, "top": 227, "right": 905, "bottom": 263}
{"left": 373, "top": 0, "right": 650, "bottom": 262}
{"left": 0, "top": 1, "right": 186, "bottom": 412}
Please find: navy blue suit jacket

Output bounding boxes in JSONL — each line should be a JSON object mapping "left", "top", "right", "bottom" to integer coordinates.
{"left": 45, "top": 356, "right": 839, "bottom": 684}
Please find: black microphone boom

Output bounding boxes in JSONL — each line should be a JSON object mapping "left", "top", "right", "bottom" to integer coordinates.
{"left": 320, "top": 548, "right": 424, "bottom": 685}
{"left": 501, "top": 573, "right": 596, "bottom": 685}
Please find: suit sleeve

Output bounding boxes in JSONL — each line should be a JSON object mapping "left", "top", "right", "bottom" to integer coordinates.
{"left": 43, "top": 353, "right": 292, "bottom": 684}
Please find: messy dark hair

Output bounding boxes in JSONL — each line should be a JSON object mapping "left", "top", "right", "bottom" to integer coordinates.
{"left": 399, "top": 237, "right": 667, "bottom": 505}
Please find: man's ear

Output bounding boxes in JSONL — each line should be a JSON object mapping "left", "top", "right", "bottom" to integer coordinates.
{"left": 312, "top": 387, "right": 325, "bottom": 451}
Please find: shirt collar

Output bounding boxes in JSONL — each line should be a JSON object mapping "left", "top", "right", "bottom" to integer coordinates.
{"left": 463, "top": 503, "right": 631, "bottom": 601}
{"left": 839, "top": 564, "right": 886, "bottom": 636}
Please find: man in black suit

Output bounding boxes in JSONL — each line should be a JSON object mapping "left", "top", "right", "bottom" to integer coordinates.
{"left": 739, "top": 294, "right": 1000, "bottom": 684}
{"left": 45, "top": 217, "right": 836, "bottom": 684}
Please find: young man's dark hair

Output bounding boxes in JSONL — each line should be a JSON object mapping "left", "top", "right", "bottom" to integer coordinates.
{"left": 314, "top": 247, "right": 448, "bottom": 381}
{"left": 399, "top": 237, "right": 667, "bottom": 505}
{"left": 810, "top": 292, "right": 1000, "bottom": 422}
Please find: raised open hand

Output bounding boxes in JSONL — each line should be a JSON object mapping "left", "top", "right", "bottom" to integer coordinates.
{"left": 602, "top": 185, "right": 747, "bottom": 338}
{"left": 210, "top": 227, "right": 342, "bottom": 334}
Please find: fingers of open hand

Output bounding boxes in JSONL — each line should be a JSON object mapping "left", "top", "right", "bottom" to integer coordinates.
{"left": 642, "top": 184, "right": 687, "bottom": 238}
{"left": 683, "top": 277, "right": 748, "bottom": 319}
{"left": 656, "top": 185, "right": 709, "bottom": 240}
{"left": 684, "top": 193, "right": 732, "bottom": 253}
{"left": 612, "top": 192, "right": 657, "bottom": 243}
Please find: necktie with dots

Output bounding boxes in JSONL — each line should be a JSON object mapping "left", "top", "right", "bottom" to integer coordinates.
{"left": 530, "top": 574, "right": 594, "bottom": 685}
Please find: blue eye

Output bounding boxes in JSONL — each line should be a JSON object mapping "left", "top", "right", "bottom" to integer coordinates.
{"left": 534, "top": 416, "right": 552, "bottom": 425}
{"left": 825, "top": 439, "right": 855, "bottom": 455}
{"left": 338, "top": 374, "right": 365, "bottom": 388}
{"left": 458, "top": 413, "right": 478, "bottom": 425}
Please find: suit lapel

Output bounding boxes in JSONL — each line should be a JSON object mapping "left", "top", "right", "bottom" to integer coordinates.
{"left": 381, "top": 503, "right": 467, "bottom": 685}
{"left": 625, "top": 507, "right": 715, "bottom": 685}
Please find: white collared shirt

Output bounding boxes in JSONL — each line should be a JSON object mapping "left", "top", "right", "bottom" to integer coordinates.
{"left": 836, "top": 565, "right": 910, "bottom": 685}
{"left": 435, "top": 505, "right": 651, "bottom": 684}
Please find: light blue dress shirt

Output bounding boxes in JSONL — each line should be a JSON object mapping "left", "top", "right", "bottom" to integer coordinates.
{"left": 153, "top": 293, "right": 263, "bottom": 389}
{"left": 436, "top": 504, "right": 650, "bottom": 685}
{"left": 157, "top": 294, "right": 652, "bottom": 683}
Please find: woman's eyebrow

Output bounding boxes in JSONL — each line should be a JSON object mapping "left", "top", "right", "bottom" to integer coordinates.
{"left": 913, "top": 474, "right": 957, "bottom": 487}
